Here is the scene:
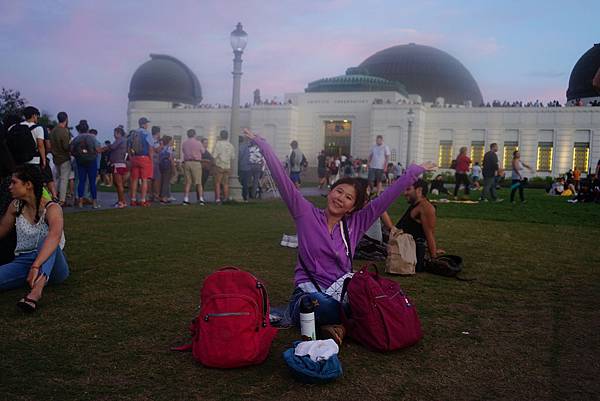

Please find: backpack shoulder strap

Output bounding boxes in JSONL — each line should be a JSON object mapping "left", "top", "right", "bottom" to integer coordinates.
{"left": 340, "top": 217, "right": 353, "bottom": 261}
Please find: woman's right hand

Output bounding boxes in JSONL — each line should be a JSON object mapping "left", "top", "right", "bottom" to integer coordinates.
{"left": 419, "top": 161, "right": 437, "bottom": 172}
{"left": 243, "top": 128, "right": 257, "bottom": 140}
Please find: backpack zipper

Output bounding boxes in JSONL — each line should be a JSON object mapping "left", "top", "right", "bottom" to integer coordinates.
{"left": 204, "top": 294, "right": 260, "bottom": 330}
{"left": 204, "top": 312, "right": 250, "bottom": 322}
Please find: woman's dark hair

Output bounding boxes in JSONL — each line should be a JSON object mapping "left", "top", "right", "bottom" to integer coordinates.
{"left": 114, "top": 127, "right": 125, "bottom": 137}
{"left": 13, "top": 165, "right": 45, "bottom": 223}
{"left": 330, "top": 177, "right": 368, "bottom": 211}
{"left": 161, "top": 135, "right": 172, "bottom": 146}
{"left": 513, "top": 150, "right": 519, "bottom": 157}
{"left": 76, "top": 120, "right": 89, "bottom": 133}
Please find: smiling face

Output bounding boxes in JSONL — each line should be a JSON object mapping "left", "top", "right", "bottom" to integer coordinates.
{"left": 327, "top": 183, "right": 357, "bottom": 216}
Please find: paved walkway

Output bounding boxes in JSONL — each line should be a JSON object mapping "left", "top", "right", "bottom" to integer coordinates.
{"left": 63, "top": 186, "right": 326, "bottom": 213}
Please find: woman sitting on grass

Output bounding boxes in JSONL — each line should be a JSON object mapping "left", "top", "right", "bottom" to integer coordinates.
{"left": 0, "top": 165, "right": 69, "bottom": 312}
{"left": 244, "top": 128, "right": 434, "bottom": 342}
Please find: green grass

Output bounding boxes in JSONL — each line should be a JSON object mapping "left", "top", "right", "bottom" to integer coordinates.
{"left": 1, "top": 189, "right": 599, "bottom": 401}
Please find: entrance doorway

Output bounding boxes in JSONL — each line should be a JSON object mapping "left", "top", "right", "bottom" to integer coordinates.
{"left": 324, "top": 120, "right": 352, "bottom": 157}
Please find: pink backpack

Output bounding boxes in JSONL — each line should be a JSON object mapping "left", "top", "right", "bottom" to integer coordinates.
{"left": 174, "top": 267, "right": 277, "bottom": 368}
{"left": 340, "top": 264, "right": 423, "bottom": 351}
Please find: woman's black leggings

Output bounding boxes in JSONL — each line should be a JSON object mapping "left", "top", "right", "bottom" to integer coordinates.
{"left": 454, "top": 173, "right": 470, "bottom": 196}
{"left": 510, "top": 179, "right": 524, "bottom": 202}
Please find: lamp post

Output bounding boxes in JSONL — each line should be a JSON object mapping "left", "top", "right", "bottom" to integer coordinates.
{"left": 228, "top": 22, "right": 247, "bottom": 201}
{"left": 406, "top": 108, "right": 414, "bottom": 167}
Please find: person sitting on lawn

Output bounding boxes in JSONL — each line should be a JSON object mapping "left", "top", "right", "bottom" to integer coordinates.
{"left": 0, "top": 165, "right": 69, "bottom": 312}
{"left": 430, "top": 174, "right": 448, "bottom": 196}
{"left": 243, "top": 128, "right": 434, "bottom": 344}
{"left": 382, "top": 179, "right": 444, "bottom": 272}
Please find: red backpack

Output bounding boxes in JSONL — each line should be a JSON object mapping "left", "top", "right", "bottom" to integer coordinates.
{"left": 340, "top": 264, "right": 423, "bottom": 352}
{"left": 175, "top": 267, "right": 277, "bottom": 368}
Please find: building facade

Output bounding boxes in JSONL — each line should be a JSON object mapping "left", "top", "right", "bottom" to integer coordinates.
{"left": 128, "top": 44, "right": 600, "bottom": 176}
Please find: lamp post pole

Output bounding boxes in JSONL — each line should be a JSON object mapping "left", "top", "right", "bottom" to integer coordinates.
{"left": 228, "top": 22, "right": 247, "bottom": 201}
{"left": 406, "top": 108, "right": 414, "bottom": 168}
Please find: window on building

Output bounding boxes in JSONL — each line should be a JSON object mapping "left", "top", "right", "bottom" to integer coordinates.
{"left": 572, "top": 142, "right": 590, "bottom": 171}
{"left": 470, "top": 141, "right": 485, "bottom": 164}
{"left": 503, "top": 141, "right": 519, "bottom": 170}
{"left": 536, "top": 142, "right": 553, "bottom": 172}
{"left": 438, "top": 140, "right": 453, "bottom": 169}
{"left": 172, "top": 135, "right": 182, "bottom": 160}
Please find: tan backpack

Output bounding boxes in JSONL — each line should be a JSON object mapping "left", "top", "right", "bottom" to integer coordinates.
{"left": 385, "top": 228, "right": 417, "bottom": 275}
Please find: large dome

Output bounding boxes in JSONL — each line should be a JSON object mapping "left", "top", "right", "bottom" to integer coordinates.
{"left": 128, "top": 54, "right": 202, "bottom": 104}
{"left": 359, "top": 43, "right": 483, "bottom": 105}
{"left": 567, "top": 43, "right": 600, "bottom": 101}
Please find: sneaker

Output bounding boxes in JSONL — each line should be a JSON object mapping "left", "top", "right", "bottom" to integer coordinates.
{"left": 197, "top": 200, "right": 205, "bottom": 206}
{"left": 92, "top": 203, "right": 101, "bottom": 209}
{"left": 130, "top": 200, "right": 139, "bottom": 207}
{"left": 199, "top": 197, "right": 206, "bottom": 203}
{"left": 140, "top": 201, "right": 151, "bottom": 207}
{"left": 168, "top": 196, "right": 177, "bottom": 202}
{"left": 495, "top": 198, "right": 504, "bottom": 203}
{"left": 182, "top": 201, "right": 191, "bottom": 206}
{"left": 479, "top": 199, "right": 488, "bottom": 203}
{"left": 280, "top": 234, "right": 289, "bottom": 247}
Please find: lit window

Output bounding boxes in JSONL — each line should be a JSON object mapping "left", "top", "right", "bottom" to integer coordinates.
{"left": 173, "top": 135, "right": 182, "bottom": 160}
{"left": 470, "top": 141, "right": 485, "bottom": 164}
{"left": 536, "top": 142, "right": 553, "bottom": 172}
{"left": 572, "top": 142, "right": 590, "bottom": 171}
{"left": 438, "top": 141, "right": 453, "bottom": 169}
{"left": 503, "top": 141, "right": 519, "bottom": 170}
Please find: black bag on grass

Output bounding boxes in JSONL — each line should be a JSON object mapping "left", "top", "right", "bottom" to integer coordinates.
{"left": 425, "top": 255, "right": 472, "bottom": 281}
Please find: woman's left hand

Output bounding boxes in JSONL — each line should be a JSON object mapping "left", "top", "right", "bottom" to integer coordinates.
{"left": 27, "top": 266, "right": 40, "bottom": 288}
{"left": 420, "top": 161, "right": 437, "bottom": 171}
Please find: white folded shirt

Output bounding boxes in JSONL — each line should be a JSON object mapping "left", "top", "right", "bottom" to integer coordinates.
{"left": 294, "top": 339, "right": 339, "bottom": 362}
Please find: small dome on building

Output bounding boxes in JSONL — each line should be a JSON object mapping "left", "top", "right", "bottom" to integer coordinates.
{"left": 359, "top": 43, "right": 484, "bottom": 105}
{"left": 128, "top": 54, "right": 202, "bottom": 105}
{"left": 567, "top": 43, "right": 600, "bottom": 102}
{"left": 305, "top": 67, "right": 407, "bottom": 94}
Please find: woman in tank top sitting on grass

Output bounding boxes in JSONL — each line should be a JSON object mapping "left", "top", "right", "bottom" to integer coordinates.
{"left": 0, "top": 165, "right": 69, "bottom": 312}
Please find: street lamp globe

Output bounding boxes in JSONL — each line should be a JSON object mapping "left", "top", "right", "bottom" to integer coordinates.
{"left": 407, "top": 108, "right": 415, "bottom": 123}
{"left": 230, "top": 22, "right": 248, "bottom": 52}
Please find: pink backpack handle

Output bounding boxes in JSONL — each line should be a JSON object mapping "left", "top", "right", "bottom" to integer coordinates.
{"left": 218, "top": 266, "right": 241, "bottom": 272}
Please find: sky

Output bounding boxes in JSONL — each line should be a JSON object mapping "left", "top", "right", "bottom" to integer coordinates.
{"left": 1, "top": 0, "right": 599, "bottom": 140}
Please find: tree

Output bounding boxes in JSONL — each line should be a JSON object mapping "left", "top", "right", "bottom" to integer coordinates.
{"left": 0, "top": 88, "right": 28, "bottom": 122}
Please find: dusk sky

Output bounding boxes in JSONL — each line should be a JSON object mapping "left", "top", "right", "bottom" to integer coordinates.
{"left": 1, "top": 0, "right": 599, "bottom": 140}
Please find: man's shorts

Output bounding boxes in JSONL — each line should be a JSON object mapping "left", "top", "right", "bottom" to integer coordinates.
{"left": 184, "top": 160, "right": 203, "bottom": 186}
{"left": 290, "top": 171, "right": 301, "bottom": 184}
{"left": 367, "top": 168, "right": 384, "bottom": 184}
{"left": 318, "top": 168, "right": 327, "bottom": 179}
{"left": 214, "top": 166, "right": 231, "bottom": 183}
{"left": 112, "top": 163, "right": 128, "bottom": 176}
{"left": 130, "top": 155, "right": 153, "bottom": 180}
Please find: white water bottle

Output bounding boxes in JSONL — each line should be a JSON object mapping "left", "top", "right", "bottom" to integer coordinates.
{"left": 299, "top": 297, "right": 316, "bottom": 341}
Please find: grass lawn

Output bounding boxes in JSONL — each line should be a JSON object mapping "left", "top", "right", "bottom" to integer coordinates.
{"left": 1, "top": 189, "right": 599, "bottom": 401}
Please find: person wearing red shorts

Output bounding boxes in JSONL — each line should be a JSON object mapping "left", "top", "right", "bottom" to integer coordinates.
{"left": 127, "top": 117, "right": 154, "bottom": 207}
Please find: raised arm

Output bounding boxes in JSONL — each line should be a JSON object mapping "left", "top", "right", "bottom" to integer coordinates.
{"left": 351, "top": 163, "right": 428, "bottom": 235}
{"left": 244, "top": 129, "right": 310, "bottom": 218}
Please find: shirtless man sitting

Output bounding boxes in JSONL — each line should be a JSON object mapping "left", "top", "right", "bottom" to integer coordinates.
{"left": 382, "top": 179, "right": 444, "bottom": 271}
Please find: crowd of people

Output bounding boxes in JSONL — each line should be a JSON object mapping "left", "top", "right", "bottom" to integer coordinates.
{"left": 1, "top": 104, "right": 599, "bottom": 316}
